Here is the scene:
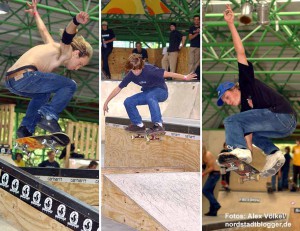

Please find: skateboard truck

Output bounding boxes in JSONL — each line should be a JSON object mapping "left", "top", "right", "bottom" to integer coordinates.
{"left": 41, "top": 139, "right": 60, "bottom": 154}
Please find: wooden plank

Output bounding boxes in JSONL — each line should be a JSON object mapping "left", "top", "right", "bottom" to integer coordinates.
{"left": 105, "top": 126, "right": 200, "bottom": 171}
{"left": 103, "top": 172, "right": 200, "bottom": 231}
{"left": 85, "top": 123, "right": 91, "bottom": 156}
{"left": 79, "top": 123, "right": 85, "bottom": 156}
{"left": 102, "top": 176, "right": 166, "bottom": 231}
{"left": 8, "top": 105, "right": 15, "bottom": 147}
{"left": 288, "top": 207, "right": 300, "bottom": 231}
{"left": 91, "top": 125, "right": 98, "bottom": 159}
{"left": 0, "top": 188, "right": 71, "bottom": 231}
{"left": 49, "top": 182, "right": 99, "bottom": 206}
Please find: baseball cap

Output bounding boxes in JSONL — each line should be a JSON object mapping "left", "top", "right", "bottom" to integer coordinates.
{"left": 216, "top": 81, "right": 235, "bottom": 106}
{"left": 102, "top": 21, "right": 108, "bottom": 25}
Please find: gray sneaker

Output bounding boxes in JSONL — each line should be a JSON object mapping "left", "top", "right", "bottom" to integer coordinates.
{"left": 150, "top": 124, "right": 165, "bottom": 133}
{"left": 261, "top": 151, "right": 285, "bottom": 177}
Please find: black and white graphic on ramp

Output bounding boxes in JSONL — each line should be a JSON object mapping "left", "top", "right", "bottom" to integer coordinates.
{"left": 55, "top": 204, "right": 67, "bottom": 221}
{"left": 82, "top": 218, "right": 93, "bottom": 231}
{"left": 68, "top": 211, "right": 79, "bottom": 228}
{"left": 10, "top": 179, "right": 19, "bottom": 194}
{"left": 31, "top": 191, "right": 41, "bottom": 207}
{"left": 0, "top": 173, "right": 9, "bottom": 188}
{"left": 20, "top": 185, "right": 30, "bottom": 200}
{"left": 42, "top": 197, "right": 53, "bottom": 214}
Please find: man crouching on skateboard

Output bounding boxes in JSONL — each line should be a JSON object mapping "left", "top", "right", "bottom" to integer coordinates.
{"left": 103, "top": 53, "right": 197, "bottom": 132}
{"left": 216, "top": 5, "right": 296, "bottom": 177}
{"left": 5, "top": 0, "right": 93, "bottom": 138}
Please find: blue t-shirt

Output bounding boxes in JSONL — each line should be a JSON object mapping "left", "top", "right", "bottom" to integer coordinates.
{"left": 119, "top": 64, "right": 167, "bottom": 92}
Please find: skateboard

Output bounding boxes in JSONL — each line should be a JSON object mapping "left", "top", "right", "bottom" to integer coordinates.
{"left": 128, "top": 129, "right": 165, "bottom": 142}
{"left": 218, "top": 153, "right": 260, "bottom": 184}
{"left": 15, "top": 132, "right": 70, "bottom": 155}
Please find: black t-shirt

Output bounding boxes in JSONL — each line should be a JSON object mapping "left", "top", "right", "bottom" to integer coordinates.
{"left": 101, "top": 29, "right": 115, "bottom": 49}
{"left": 119, "top": 64, "right": 167, "bottom": 91}
{"left": 168, "top": 30, "right": 183, "bottom": 52}
{"left": 38, "top": 160, "right": 60, "bottom": 168}
{"left": 132, "top": 48, "right": 148, "bottom": 60}
{"left": 189, "top": 25, "right": 200, "bottom": 48}
{"left": 239, "top": 61, "right": 295, "bottom": 115}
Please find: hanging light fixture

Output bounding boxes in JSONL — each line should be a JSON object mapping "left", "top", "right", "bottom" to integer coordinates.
{"left": 0, "top": 1, "right": 9, "bottom": 15}
{"left": 257, "top": 0, "right": 270, "bottom": 25}
{"left": 239, "top": 0, "right": 253, "bottom": 25}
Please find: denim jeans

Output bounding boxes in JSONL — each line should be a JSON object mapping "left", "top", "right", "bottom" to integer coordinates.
{"left": 124, "top": 87, "right": 168, "bottom": 125}
{"left": 271, "top": 173, "right": 282, "bottom": 190}
{"left": 202, "top": 171, "right": 221, "bottom": 209}
{"left": 224, "top": 109, "right": 296, "bottom": 155}
{"left": 101, "top": 47, "right": 113, "bottom": 77}
{"left": 281, "top": 165, "right": 290, "bottom": 189}
{"left": 5, "top": 71, "right": 77, "bottom": 133}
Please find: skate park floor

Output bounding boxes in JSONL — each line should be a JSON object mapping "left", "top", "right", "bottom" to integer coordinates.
{"left": 0, "top": 215, "right": 18, "bottom": 231}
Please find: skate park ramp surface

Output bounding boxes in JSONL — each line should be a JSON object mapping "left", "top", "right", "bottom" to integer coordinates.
{"left": 102, "top": 172, "right": 201, "bottom": 231}
{"left": 101, "top": 80, "right": 200, "bottom": 140}
{"left": 21, "top": 167, "right": 99, "bottom": 206}
{"left": 203, "top": 191, "right": 300, "bottom": 230}
{"left": 104, "top": 117, "right": 200, "bottom": 171}
{"left": 0, "top": 159, "right": 99, "bottom": 231}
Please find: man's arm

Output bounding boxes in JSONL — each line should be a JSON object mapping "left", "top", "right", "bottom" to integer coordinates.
{"left": 25, "top": 0, "right": 54, "bottom": 44}
{"left": 163, "top": 71, "right": 197, "bottom": 80}
{"left": 224, "top": 4, "right": 248, "bottom": 65}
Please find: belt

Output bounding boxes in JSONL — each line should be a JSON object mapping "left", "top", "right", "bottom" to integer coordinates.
{"left": 6, "top": 65, "right": 37, "bottom": 80}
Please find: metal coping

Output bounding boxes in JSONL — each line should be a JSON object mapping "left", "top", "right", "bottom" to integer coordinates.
{"left": 0, "top": 159, "right": 99, "bottom": 230}
{"left": 21, "top": 167, "right": 99, "bottom": 178}
{"left": 105, "top": 117, "right": 200, "bottom": 135}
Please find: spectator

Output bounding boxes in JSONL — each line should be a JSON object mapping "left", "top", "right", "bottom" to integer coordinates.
{"left": 202, "top": 144, "right": 221, "bottom": 216}
{"left": 101, "top": 21, "right": 116, "bottom": 79}
{"left": 38, "top": 150, "right": 60, "bottom": 168}
{"left": 220, "top": 142, "right": 231, "bottom": 192}
{"left": 162, "top": 23, "right": 186, "bottom": 79}
{"left": 132, "top": 42, "right": 148, "bottom": 62}
{"left": 188, "top": 15, "right": 200, "bottom": 73}
{"left": 14, "top": 153, "right": 25, "bottom": 167}
{"left": 291, "top": 141, "right": 300, "bottom": 190}
{"left": 281, "top": 146, "right": 291, "bottom": 190}
{"left": 87, "top": 160, "right": 98, "bottom": 169}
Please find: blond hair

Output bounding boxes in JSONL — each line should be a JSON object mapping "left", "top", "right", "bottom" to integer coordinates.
{"left": 125, "top": 53, "right": 144, "bottom": 71}
{"left": 60, "top": 29, "right": 93, "bottom": 59}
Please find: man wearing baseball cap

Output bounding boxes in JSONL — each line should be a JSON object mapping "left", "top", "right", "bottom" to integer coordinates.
{"left": 217, "top": 5, "right": 297, "bottom": 177}
{"left": 101, "top": 20, "right": 116, "bottom": 79}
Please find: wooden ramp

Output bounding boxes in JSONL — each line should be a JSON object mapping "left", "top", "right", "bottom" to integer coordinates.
{"left": 105, "top": 117, "right": 200, "bottom": 172}
{"left": 103, "top": 172, "right": 200, "bottom": 231}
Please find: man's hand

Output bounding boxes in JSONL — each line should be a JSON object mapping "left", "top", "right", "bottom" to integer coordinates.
{"left": 76, "top": 12, "right": 90, "bottom": 25}
{"left": 103, "top": 103, "right": 109, "bottom": 116}
{"left": 185, "top": 72, "right": 198, "bottom": 81}
{"left": 25, "top": 0, "right": 38, "bottom": 15}
{"left": 224, "top": 4, "right": 234, "bottom": 24}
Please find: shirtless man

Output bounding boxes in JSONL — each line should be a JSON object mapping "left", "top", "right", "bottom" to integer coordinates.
{"left": 5, "top": 0, "right": 93, "bottom": 137}
{"left": 202, "top": 144, "right": 221, "bottom": 216}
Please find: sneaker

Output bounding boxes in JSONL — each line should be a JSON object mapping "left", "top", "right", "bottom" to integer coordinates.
{"left": 150, "top": 123, "right": 165, "bottom": 133}
{"left": 125, "top": 124, "right": 145, "bottom": 133}
{"left": 229, "top": 148, "right": 252, "bottom": 164}
{"left": 16, "top": 126, "right": 32, "bottom": 138}
{"left": 261, "top": 151, "right": 285, "bottom": 177}
{"left": 37, "top": 118, "right": 62, "bottom": 133}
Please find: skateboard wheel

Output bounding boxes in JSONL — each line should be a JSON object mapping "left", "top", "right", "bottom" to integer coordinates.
{"left": 255, "top": 174, "right": 260, "bottom": 181}
{"left": 41, "top": 139, "right": 47, "bottom": 145}
{"left": 238, "top": 164, "right": 244, "bottom": 171}
{"left": 55, "top": 149, "right": 60, "bottom": 154}
{"left": 131, "top": 135, "right": 134, "bottom": 140}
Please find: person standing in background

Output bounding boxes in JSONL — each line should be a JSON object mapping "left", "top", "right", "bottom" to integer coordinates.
{"left": 161, "top": 23, "right": 186, "bottom": 79}
{"left": 291, "top": 140, "right": 300, "bottom": 190}
{"left": 188, "top": 15, "right": 200, "bottom": 73}
{"left": 132, "top": 42, "right": 148, "bottom": 62}
{"left": 101, "top": 21, "right": 116, "bottom": 79}
{"left": 281, "top": 146, "right": 291, "bottom": 190}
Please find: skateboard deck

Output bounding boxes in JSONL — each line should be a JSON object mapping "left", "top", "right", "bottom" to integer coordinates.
{"left": 15, "top": 132, "right": 70, "bottom": 155}
{"left": 127, "top": 129, "right": 165, "bottom": 142}
{"left": 218, "top": 153, "right": 260, "bottom": 183}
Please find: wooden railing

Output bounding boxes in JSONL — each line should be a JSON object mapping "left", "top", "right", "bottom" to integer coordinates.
{"left": 0, "top": 104, "right": 15, "bottom": 148}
